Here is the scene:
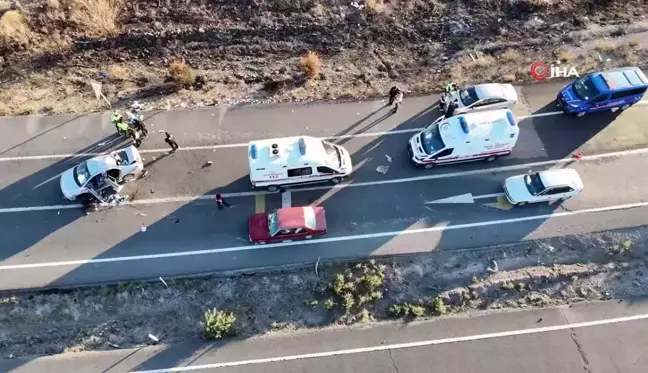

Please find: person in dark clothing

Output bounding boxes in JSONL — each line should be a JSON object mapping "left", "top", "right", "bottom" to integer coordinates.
{"left": 162, "top": 131, "right": 179, "bottom": 152}
{"left": 215, "top": 194, "right": 231, "bottom": 209}
{"left": 129, "top": 128, "right": 142, "bottom": 148}
{"left": 388, "top": 86, "right": 401, "bottom": 105}
{"left": 445, "top": 100, "right": 458, "bottom": 118}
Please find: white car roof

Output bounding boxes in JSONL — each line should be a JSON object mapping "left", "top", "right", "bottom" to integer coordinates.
{"left": 439, "top": 109, "right": 518, "bottom": 147}
{"left": 248, "top": 136, "right": 330, "bottom": 172}
{"left": 473, "top": 83, "right": 518, "bottom": 102}
{"left": 538, "top": 169, "right": 583, "bottom": 190}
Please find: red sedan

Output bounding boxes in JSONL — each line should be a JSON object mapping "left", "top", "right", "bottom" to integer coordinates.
{"left": 248, "top": 206, "right": 327, "bottom": 244}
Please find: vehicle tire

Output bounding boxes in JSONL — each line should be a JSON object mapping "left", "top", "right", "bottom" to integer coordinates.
{"left": 257, "top": 241, "right": 267, "bottom": 245}
{"left": 423, "top": 163, "right": 435, "bottom": 170}
{"left": 485, "top": 155, "right": 499, "bottom": 163}
{"left": 266, "top": 185, "right": 279, "bottom": 193}
{"left": 575, "top": 111, "right": 586, "bottom": 117}
{"left": 620, "top": 104, "right": 631, "bottom": 111}
{"left": 516, "top": 201, "right": 527, "bottom": 207}
{"left": 122, "top": 174, "right": 135, "bottom": 183}
{"left": 305, "top": 235, "right": 313, "bottom": 240}
{"left": 330, "top": 177, "right": 342, "bottom": 185}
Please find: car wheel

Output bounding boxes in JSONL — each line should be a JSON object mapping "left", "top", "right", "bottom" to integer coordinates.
{"left": 575, "top": 111, "right": 586, "bottom": 117}
{"left": 516, "top": 201, "right": 528, "bottom": 206}
{"left": 257, "top": 241, "right": 267, "bottom": 245}
{"left": 330, "top": 177, "right": 342, "bottom": 185}
{"left": 485, "top": 155, "right": 499, "bottom": 163}
{"left": 423, "top": 163, "right": 435, "bottom": 170}
{"left": 620, "top": 104, "right": 631, "bottom": 111}
{"left": 266, "top": 185, "right": 279, "bottom": 193}
{"left": 122, "top": 174, "right": 135, "bottom": 183}
{"left": 305, "top": 235, "right": 313, "bottom": 240}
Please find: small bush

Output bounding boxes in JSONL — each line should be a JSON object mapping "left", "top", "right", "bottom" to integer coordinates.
{"left": 341, "top": 292, "right": 355, "bottom": 312}
{"left": 169, "top": 60, "right": 195, "bottom": 87}
{"left": 594, "top": 39, "right": 616, "bottom": 52}
{"left": 0, "top": 10, "right": 31, "bottom": 45}
{"left": 203, "top": 309, "right": 236, "bottom": 340}
{"left": 501, "top": 282, "right": 515, "bottom": 290}
{"left": 69, "top": 0, "right": 123, "bottom": 37}
{"left": 304, "top": 299, "right": 319, "bottom": 308}
{"left": 389, "top": 303, "right": 403, "bottom": 317}
{"left": 409, "top": 304, "right": 425, "bottom": 317}
{"left": 516, "top": 283, "right": 526, "bottom": 291}
{"left": 299, "top": 51, "right": 321, "bottom": 80}
{"left": 359, "top": 309, "right": 371, "bottom": 323}
{"left": 323, "top": 298, "right": 335, "bottom": 310}
{"left": 432, "top": 297, "right": 446, "bottom": 315}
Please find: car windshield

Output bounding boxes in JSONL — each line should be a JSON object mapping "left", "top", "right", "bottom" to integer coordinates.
{"left": 459, "top": 87, "right": 479, "bottom": 106}
{"left": 524, "top": 173, "right": 546, "bottom": 196}
{"left": 420, "top": 125, "right": 446, "bottom": 154}
{"left": 268, "top": 212, "right": 280, "bottom": 236}
{"left": 73, "top": 161, "right": 92, "bottom": 187}
{"left": 572, "top": 76, "right": 601, "bottom": 101}
{"left": 322, "top": 141, "right": 341, "bottom": 169}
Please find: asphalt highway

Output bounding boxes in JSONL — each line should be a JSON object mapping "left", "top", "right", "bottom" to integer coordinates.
{"left": 4, "top": 300, "right": 647, "bottom": 372}
{"left": 2, "top": 81, "right": 648, "bottom": 290}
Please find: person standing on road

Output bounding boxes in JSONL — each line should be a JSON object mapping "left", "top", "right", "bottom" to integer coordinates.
{"left": 445, "top": 100, "right": 458, "bottom": 118}
{"left": 392, "top": 88, "right": 403, "bottom": 114}
{"left": 388, "top": 86, "right": 401, "bottom": 106}
{"left": 161, "top": 131, "right": 179, "bottom": 152}
{"left": 215, "top": 194, "right": 231, "bottom": 209}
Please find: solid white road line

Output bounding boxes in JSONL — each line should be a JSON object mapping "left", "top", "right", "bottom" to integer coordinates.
{"left": 282, "top": 190, "right": 292, "bottom": 208}
{"left": 2, "top": 146, "right": 648, "bottom": 214}
{"left": 2, "top": 200, "right": 648, "bottom": 270}
{"left": 131, "top": 312, "right": 648, "bottom": 373}
{"left": 2, "top": 101, "right": 647, "bottom": 162}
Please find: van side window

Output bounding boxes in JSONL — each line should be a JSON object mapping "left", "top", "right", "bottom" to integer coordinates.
{"left": 317, "top": 166, "right": 336, "bottom": 174}
{"left": 434, "top": 148, "right": 454, "bottom": 158}
{"left": 288, "top": 167, "right": 313, "bottom": 177}
{"left": 611, "top": 87, "right": 647, "bottom": 99}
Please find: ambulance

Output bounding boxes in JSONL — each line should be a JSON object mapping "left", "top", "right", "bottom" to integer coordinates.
{"left": 248, "top": 136, "right": 353, "bottom": 192}
{"left": 407, "top": 109, "right": 519, "bottom": 169}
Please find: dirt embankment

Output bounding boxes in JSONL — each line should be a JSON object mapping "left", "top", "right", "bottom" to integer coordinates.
{"left": 0, "top": 0, "right": 647, "bottom": 116}
{"left": 1, "top": 226, "right": 648, "bottom": 358}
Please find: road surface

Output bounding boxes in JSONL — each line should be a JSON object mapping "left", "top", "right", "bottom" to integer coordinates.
{"left": 3, "top": 299, "right": 647, "bottom": 372}
{"left": 2, "top": 81, "right": 648, "bottom": 290}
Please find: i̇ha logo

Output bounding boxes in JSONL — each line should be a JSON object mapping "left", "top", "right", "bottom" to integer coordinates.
{"left": 530, "top": 62, "right": 579, "bottom": 80}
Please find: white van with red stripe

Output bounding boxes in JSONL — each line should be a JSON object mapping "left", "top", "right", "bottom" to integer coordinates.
{"left": 248, "top": 136, "right": 353, "bottom": 192}
{"left": 407, "top": 109, "right": 519, "bottom": 169}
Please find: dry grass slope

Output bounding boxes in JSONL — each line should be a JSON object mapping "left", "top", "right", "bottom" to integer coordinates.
{"left": 69, "top": 0, "right": 123, "bottom": 37}
{"left": 299, "top": 51, "right": 321, "bottom": 80}
{"left": 0, "top": 10, "right": 31, "bottom": 45}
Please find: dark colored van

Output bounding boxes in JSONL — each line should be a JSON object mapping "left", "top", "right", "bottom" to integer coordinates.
{"left": 557, "top": 67, "right": 648, "bottom": 117}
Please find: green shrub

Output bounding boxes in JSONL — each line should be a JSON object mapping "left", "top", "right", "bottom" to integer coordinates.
{"left": 501, "top": 282, "right": 515, "bottom": 290}
{"left": 323, "top": 298, "right": 335, "bottom": 310}
{"left": 409, "top": 304, "right": 425, "bottom": 317}
{"left": 203, "top": 309, "right": 235, "bottom": 340}
{"left": 432, "top": 297, "right": 446, "bottom": 315}
{"left": 341, "top": 292, "right": 355, "bottom": 312}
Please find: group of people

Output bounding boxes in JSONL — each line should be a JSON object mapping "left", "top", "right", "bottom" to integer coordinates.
{"left": 387, "top": 82, "right": 458, "bottom": 118}
{"left": 110, "top": 102, "right": 179, "bottom": 152}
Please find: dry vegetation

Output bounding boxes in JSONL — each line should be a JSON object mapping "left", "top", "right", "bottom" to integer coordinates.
{"left": 0, "top": 0, "right": 646, "bottom": 115}
{"left": 1, "top": 226, "right": 648, "bottom": 358}
{"left": 299, "top": 51, "right": 322, "bottom": 80}
{"left": 169, "top": 60, "right": 195, "bottom": 87}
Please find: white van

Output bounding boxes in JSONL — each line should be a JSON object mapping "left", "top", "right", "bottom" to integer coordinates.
{"left": 407, "top": 109, "right": 519, "bottom": 169}
{"left": 248, "top": 136, "right": 353, "bottom": 192}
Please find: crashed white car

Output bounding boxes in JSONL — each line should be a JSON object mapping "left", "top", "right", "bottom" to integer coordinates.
{"left": 60, "top": 145, "right": 144, "bottom": 201}
{"left": 503, "top": 168, "right": 583, "bottom": 206}
{"left": 440, "top": 83, "right": 518, "bottom": 115}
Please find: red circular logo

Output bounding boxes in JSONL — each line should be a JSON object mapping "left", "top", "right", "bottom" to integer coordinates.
{"left": 530, "top": 62, "right": 549, "bottom": 80}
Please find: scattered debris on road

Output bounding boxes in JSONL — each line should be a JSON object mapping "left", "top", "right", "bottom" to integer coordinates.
{"left": 376, "top": 165, "right": 390, "bottom": 174}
